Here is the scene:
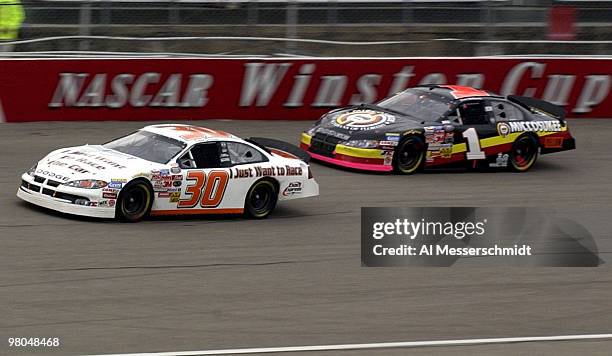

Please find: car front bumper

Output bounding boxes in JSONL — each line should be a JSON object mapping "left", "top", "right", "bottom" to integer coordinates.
{"left": 17, "top": 173, "right": 115, "bottom": 219}
{"left": 300, "top": 133, "right": 393, "bottom": 172}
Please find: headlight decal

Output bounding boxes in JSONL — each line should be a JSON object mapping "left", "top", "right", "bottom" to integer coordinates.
{"left": 343, "top": 140, "right": 380, "bottom": 149}
{"left": 64, "top": 180, "right": 108, "bottom": 189}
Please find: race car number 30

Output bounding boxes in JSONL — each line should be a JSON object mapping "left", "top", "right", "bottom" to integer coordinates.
{"left": 178, "top": 170, "right": 229, "bottom": 208}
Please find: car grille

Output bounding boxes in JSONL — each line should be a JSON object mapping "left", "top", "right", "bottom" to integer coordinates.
{"left": 47, "top": 179, "right": 61, "bottom": 187}
{"left": 309, "top": 133, "right": 343, "bottom": 157}
{"left": 21, "top": 178, "right": 88, "bottom": 204}
{"left": 22, "top": 179, "right": 40, "bottom": 192}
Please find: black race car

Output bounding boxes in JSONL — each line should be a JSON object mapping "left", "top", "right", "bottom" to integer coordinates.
{"left": 300, "top": 85, "right": 575, "bottom": 174}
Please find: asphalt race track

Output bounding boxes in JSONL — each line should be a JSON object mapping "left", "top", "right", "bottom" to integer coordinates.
{"left": 1, "top": 119, "right": 611, "bottom": 356}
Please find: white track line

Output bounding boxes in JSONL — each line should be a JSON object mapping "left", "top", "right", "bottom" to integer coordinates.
{"left": 84, "top": 333, "right": 612, "bottom": 356}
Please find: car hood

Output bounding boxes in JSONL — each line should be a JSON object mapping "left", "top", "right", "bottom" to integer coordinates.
{"left": 310, "top": 105, "right": 426, "bottom": 140}
{"left": 34, "top": 145, "right": 164, "bottom": 183}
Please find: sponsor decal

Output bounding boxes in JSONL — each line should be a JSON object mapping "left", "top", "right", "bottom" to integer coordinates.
{"left": 170, "top": 166, "right": 181, "bottom": 174}
{"left": 233, "top": 165, "right": 302, "bottom": 178}
{"left": 379, "top": 140, "right": 399, "bottom": 147}
{"left": 160, "top": 169, "right": 170, "bottom": 176}
{"left": 498, "top": 120, "right": 562, "bottom": 136}
{"left": 172, "top": 180, "right": 182, "bottom": 187}
{"left": 169, "top": 192, "right": 180, "bottom": 203}
{"left": 60, "top": 150, "right": 128, "bottom": 170}
{"left": 544, "top": 136, "right": 564, "bottom": 148}
{"left": 425, "top": 126, "right": 454, "bottom": 145}
{"left": 172, "top": 175, "right": 182, "bottom": 181}
{"left": 158, "top": 192, "right": 170, "bottom": 198}
{"left": 282, "top": 182, "right": 302, "bottom": 196}
{"left": 440, "top": 146, "right": 452, "bottom": 158}
{"left": 489, "top": 153, "right": 509, "bottom": 168}
{"left": 385, "top": 133, "right": 401, "bottom": 142}
{"left": 427, "top": 143, "right": 453, "bottom": 162}
{"left": 102, "top": 192, "right": 117, "bottom": 199}
{"left": 107, "top": 182, "right": 123, "bottom": 189}
{"left": 383, "top": 151, "right": 394, "bottom": 166}
{"left": 497, "top": 122, "right": 511, "bottom": 137}
{"left": 333, "top": 110, "right": 395, "bottom": 131}
{"left": 35, "top": 169, "right": 70, "bottom": 182}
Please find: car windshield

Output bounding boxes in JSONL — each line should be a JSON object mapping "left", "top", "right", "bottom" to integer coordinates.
{"left": 377, "top": 89, "right": 453, "bottom": 121}
{"left": 103, "top": 131, "right": 186, "bottom": 164}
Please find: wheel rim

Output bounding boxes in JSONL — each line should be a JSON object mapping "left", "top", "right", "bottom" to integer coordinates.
{"left": 512, "top": 137, "right": 537, "bottom": 169}
{"left": 123, "top": 186, "right": 146, "bottom": 216}
{"left": 398, "top": 139, "right": 423, "bottom": 171}
{"left": 250, "top": 184, "right": 273, "bottom": 214}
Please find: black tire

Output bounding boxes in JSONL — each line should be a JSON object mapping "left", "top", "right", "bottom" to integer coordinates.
{"left": 116, "top": 180, "right": 153, "bottom": 222}
{"left": 393, "top": 136, "right": 426, "bottom": 175}
{"left": 244, "top": 179, "right": 278, "bottom": 219}
{"left": 509, "top": 134, "right": 539, "bottom": 172}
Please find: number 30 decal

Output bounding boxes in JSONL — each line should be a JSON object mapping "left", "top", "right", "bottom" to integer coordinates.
{"left": 178, "top": 170, "right": 229, "bottom": 208}
{"left": 462, "top": 128, "right": 486, "bottom": 160}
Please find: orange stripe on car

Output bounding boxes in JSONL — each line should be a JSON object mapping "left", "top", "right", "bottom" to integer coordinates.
{"left": 150, "top": 208, "right": 244, "bottom": 216}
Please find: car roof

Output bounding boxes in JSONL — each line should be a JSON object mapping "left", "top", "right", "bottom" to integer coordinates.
{"left": 412, "top": 85, "right": 504, "bottom": 100}
{"left": 141, "top": 124, "right": 239, "bottom": 143}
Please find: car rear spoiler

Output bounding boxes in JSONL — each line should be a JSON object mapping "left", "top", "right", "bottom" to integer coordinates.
{"left": 247, "top": 137, "right": 311, "bottom": 163}
{"left": 507, "top": 95, "right": 566, "bottom": 123}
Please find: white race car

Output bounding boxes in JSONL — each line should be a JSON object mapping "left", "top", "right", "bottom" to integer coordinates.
{"left": 17, "top": 124, "right": 319, "bottom": 222}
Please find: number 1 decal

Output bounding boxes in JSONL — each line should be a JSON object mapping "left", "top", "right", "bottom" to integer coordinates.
{"left": 178, "top": 170, "right": 229, "bottom": 209}
{"left": 462, "top": 128, "right": 486, "bottom": 160}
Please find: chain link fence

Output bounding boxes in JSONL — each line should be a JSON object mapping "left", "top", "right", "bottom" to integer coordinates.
{"left": 4, "top": 0, "right": 612, "bottom": 56}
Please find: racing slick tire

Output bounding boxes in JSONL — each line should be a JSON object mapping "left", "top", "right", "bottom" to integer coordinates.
{"left": 244, "top": 179, "right": 278, "bottom": 219}
{"left": 509, "top": 134, "right": 539, "bottom": 172}
{"left": 116, "top": 180, "right": 154, "bottom": 222}
{"left": 393, "top": 136, "right": 426, "bottom": 175}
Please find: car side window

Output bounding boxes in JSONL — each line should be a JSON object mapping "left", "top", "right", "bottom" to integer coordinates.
{"left": 458, "top": 101, "right": 489, "bottom": 125}
{"left": 178, "top": 143, "right": 222, "bottom": 169}
{"left": 490, "top": 100, "right": 524, "bottom": 122}
{"left": 225, "top": 142, "right": 267, "bottom": 165}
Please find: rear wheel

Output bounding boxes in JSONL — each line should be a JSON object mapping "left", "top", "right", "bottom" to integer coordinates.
{"left": 509, "top": 134, "right": 539, "bottom": 172}
{"left": 116, "top": 180, "right": 153, "bottom": 222}
{"left": 393, "top": 136, "right": 426, "bottom": 175}
{"left": 244, "top": 180, "right": 278, "bottom": 219}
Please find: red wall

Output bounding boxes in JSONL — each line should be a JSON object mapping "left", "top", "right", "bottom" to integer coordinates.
{"left": 0, "top": 57, "right": 610, "bottom": 122}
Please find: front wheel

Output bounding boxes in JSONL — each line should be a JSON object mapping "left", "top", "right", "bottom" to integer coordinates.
{"left": 509, "top": 134, "right": 539, "bottom": 172}
{"left": 393, "top": 136, "right": 426, "bottom": 175}
{"left": 116, "top": 180, "right": 153, "bottom": 222}
{"left": 244, "top": 180, "right": 278, "bottom": 219}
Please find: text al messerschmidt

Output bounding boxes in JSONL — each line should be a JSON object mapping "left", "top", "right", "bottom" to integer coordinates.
{"left": 373, "top": 244, "right": 532, "bottom": 256}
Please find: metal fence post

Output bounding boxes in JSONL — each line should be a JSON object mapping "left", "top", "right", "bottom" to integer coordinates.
{"left": 79, "top": 2, "right": 92, "bottom": 51}
{"left": 286, "top": 0, "right": 297, "bottom": 54}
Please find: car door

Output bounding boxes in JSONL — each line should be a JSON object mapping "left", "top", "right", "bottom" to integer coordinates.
{"left": 154, "top": 141, "right": 236, "bottom": 213}
{"left": 221, "top": 140, "right": 274, "bottom": 201}
{"left": 453, "top": 99, "right": 497, "bottom": 160}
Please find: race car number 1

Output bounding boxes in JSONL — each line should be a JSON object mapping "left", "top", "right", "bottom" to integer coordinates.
{"left": 462, "top": 128, "right": 486, "bottom": 160}
{"left": 178, "top": 170, "right": 229, "bottom": 208}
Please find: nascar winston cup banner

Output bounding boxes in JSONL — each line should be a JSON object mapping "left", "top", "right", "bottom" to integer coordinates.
{"left": 361, "top": 207, "right": 602, "bottom": 267}
{"left": 0, "top": 57, "right": 610, "bottom": 122}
